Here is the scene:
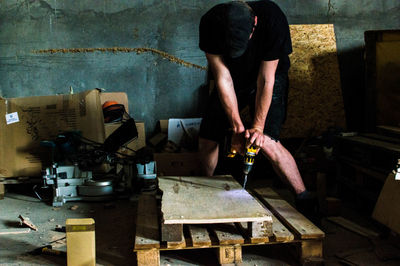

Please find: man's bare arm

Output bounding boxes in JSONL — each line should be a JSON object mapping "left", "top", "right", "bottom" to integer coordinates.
{"left": 206, "top": 53, "right": 244, "bottom": 134}
{"left": 246, "top": 59, "right": 279, "bottom": 147}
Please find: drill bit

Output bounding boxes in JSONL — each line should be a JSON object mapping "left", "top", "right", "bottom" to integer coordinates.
{"left": 243, "top": 174, "right": 248, "bottom": 190}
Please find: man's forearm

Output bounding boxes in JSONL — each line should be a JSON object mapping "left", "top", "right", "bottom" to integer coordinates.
{"left": 216, "top": 77, "right": 244, "bottom": 133}
{"left": 205, "top": 53, "right": 244, "bottom": 133}
{"left": 253, "top": 76, "right": 274, "bottom": 131}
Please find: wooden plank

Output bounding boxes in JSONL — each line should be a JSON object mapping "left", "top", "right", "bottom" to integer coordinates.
{"left": 270, "top": 213, "right": 294, "bottom": 242}
{"left": 134, "top": 194, "right": 160, "bottom": 250}
{"left": 247, "top": 189, "right": 294, "bottom": 242}
{"left": 237, "top": 222, "right": 269, "bottom": 244}
{"left": 161, "top": 223, "right": 183, "bottom": 242}
{"left": 218, "top": 246, "right": 242, "bottom": 265}
{"left": 165, "top": 229, "right": 186, "bottom": 249}
{"left": 299, "top": 240, "right": 323, "bottom": 262}
{"left": 211, "top": 223, "right": 244, "bottom": 245}
{"left": 327, "top": 216, "right": 380, "bottom": 238}
{"left": 0, "top": 183, "right": 4, "bottom": 200}
{"left": 187, "top": 225, "right": 211, "bottom": 247}
{"left": 158, "top": 175, "right": 272, "bottom": 224}
{"left": 373, "top": 173, "right": 400, "bottom": 234}
{"left": 136, "top": 250, "right": 160, "bottom": 266}
{"left": 377, "top": 125, "right": 400, "bottom": 137}
{"left": 253, "top": 188, "right": 324, "bottom": 240}
{"left": 342, "top": 136, "right": 400, "bottom": 153}
{"left": 0, "top": 228, "right": 31, "bottom": 235}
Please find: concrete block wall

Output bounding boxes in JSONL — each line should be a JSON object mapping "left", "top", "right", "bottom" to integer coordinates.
{"left": 0, "top": 0, "right": 399, "bottom": 135}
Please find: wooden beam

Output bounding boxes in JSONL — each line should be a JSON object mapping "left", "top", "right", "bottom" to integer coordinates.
{"left": 211, "top": 223, "right": 244, "bottom": 245}
{"left": 217, "top": 246, "right": 242, "bottom": 265}
{"left": 134, "top": 194, "right": 160, "bottom": 250}
{"left": 136, "top": 250, "right": 160, "bottom": 266}
{"left": 299, "top": 240, "right": 323, "bottom": 263}
{"left": 253, "top": 188, "right": 324, "bottom": 240}
{"left": 188, "top": 225, "right": 211, "bottom": 247}
{"left": 161, "top": 223, "right": 183, "bottom": 243}
{"left": 165, "top": 228, "right": 185, "bottom": 249}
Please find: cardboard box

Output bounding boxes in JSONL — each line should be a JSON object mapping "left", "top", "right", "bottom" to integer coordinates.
{"left": 104, "top": 121, "right": 146, "bottom": 153}
{"left": 66, "top": 218, "right": 96, "bottom": 266}
{"left": 0, "top": 90, "right": 105, "bottom": 178}
{"left": 154, "top": 152, "right": 201, "bottom": 176}
{"left": 166, "top": 118, "right": 202, "bottom": 151}
{"left": 158, "top": 119, "right": 168, "bottom": 134}
{"left": 99, "top": 91, "right": 129, "bottom": 113}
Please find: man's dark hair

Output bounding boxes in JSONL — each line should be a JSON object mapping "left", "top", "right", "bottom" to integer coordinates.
{"left": 201, "top": 1, "right": 255, "bottom": 58}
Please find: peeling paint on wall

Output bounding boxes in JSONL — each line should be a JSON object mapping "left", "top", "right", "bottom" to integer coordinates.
{"left": 32, "top": 47, "right": 207, "bottom": 70}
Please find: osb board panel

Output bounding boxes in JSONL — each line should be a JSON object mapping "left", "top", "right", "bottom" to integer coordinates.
{"left": 376, "top": 41, "right": 400, "bottom": 127}
{"left": 281, "top": 24, "right": 346, "bottom": 138}
{"left": 158, "top": 175, "right": 273, "bottom": 224}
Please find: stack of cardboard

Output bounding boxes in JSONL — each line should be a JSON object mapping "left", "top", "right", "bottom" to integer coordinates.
{"left": 0, "top": 89, "right": 145, "bottom": 179}
{"left": 0, "top": 90, "right": 105, "bottom": 178}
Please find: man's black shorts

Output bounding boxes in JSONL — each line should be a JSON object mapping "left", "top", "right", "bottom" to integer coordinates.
{"left": 199, "top": 73, "right": 289, "bottom": 143}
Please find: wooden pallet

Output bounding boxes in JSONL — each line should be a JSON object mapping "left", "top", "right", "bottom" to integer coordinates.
{"left": 0, "top": 177, "right": 42, "bottom": 200}
{"left": 133, "top": 188, "right": 325, "bottom": 265}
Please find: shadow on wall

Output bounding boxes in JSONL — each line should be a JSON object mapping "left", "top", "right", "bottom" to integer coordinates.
{"left": 336, "top": 46, "right": 366, "bottom": 132}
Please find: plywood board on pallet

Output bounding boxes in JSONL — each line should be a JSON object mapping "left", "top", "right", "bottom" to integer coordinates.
{"left": 282, "top": 24, "right": 346, "bottom": 138}
{"left": 158, "top": 175, "right": 273, "bottom": 224}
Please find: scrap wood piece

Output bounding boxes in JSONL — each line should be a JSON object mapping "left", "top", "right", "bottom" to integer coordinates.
{"left": 0, "top": 228, "right": 31, "bottom": 235}
{"left": 18, "top": 215, "right": 38, "bottom": 231}
{"left": 326, "top": 216, "right": 380, "bottom": 239}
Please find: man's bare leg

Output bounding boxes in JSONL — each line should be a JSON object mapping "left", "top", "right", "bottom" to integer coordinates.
{"left": 199, "top": 137, "right": 219, "bottom": 176}
{"left": 260, "top": 136, "right": 306, "bottom": 194}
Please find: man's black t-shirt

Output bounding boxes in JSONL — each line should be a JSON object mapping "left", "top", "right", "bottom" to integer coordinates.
{"left": 199, "top": 0, "right": 292, "bottom": 95}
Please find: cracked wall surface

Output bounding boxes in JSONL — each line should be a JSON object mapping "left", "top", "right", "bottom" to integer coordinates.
{"left": 0, "top": 0, "right": 399, "bottom": 134}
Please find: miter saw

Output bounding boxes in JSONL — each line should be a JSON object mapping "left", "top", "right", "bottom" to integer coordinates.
{"left": 41, "top": 118, "right": 139, "bottom": 206}
{"left": 42, "top": 163, "right": 114, "bottom": 207}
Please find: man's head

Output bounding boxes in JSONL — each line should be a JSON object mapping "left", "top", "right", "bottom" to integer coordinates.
{"left": 200, "top": 1, "right": 256, "bottom": 58}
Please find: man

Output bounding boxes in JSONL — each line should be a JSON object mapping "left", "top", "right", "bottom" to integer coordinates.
{"left": 198, "top": 0, "right": 311, "bottom": 200}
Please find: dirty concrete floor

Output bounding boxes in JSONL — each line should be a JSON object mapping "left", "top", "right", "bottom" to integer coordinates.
{"left": 1, "top": 184, "right": 399, "bottom": 266}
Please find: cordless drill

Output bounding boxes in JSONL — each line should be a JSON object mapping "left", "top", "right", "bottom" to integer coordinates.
{"left": 242, "top": 145, "right": 257, "bottom": 189}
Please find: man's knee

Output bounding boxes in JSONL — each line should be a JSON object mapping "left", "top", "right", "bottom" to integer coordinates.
{"left": 260, "top": 137, "right": 282, "bottom": 162}
{"left": 199, "top": 137, "right": 219, "bottom": 154}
